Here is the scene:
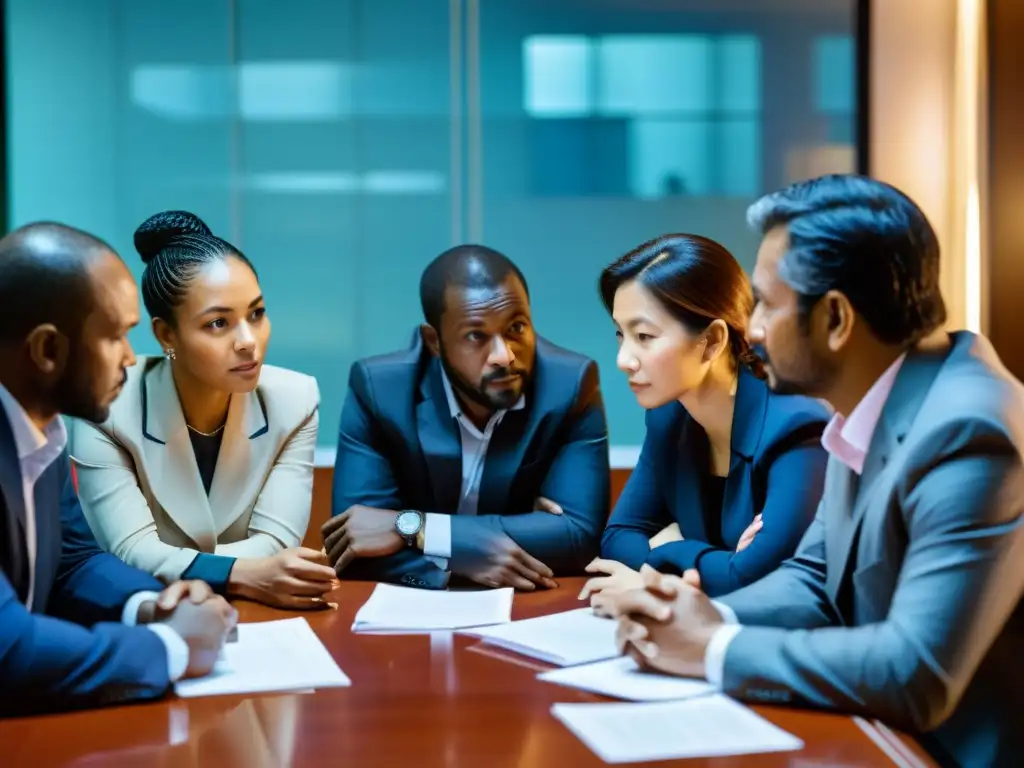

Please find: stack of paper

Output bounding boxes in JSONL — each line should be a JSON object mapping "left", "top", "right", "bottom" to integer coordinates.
{"left": 351, "top": 584, "right": 514, "bottom": 632}
{"left": 552, "top": 694, "right": 804, "bottom": 763}
{"left": 463, "top": 607, "right": 617, "bottom": 666}
{"left": 538, "top": 656, "right": 715, "bottom": 701}
{"left": 174, "top": 618, "right": 350, "bottom": 698}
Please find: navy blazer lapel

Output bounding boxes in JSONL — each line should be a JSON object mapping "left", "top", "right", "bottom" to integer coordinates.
{"left": 29, "top": 461, "right": 62, "bottom": 613}
{"left": 478, "top": 408, "right": 529, "bottom": 517}
{"left": 416, "top": 359, "right": 462, "bottom": 513}
{"left": 831, "top": 342, "right": 950, "bottom": 591}
{"left": 674, "top": 414, "right": 710, "bottom": 542}
{"left": 0, "top": 407, "right": 27, "bottom": 540}
{"left": 721, "top": 370, "right": 769, "bottom": 536}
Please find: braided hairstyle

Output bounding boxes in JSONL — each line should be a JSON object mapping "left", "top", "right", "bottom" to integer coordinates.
{"left": 599, "top": 234, "right": 766, "bottom": 380}
{"left": 135, "top": 211, "right": 256, "bottom": 324}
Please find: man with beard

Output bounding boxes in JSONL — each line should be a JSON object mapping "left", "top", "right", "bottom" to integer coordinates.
{"left": 325, "top": 245, "right": 610, "bottom": 590}
{"left": 599, "top": 175, "right": 1024, "bottom": 768}
{"left": 0, "top": 222, "right": 237, "bottom": 715}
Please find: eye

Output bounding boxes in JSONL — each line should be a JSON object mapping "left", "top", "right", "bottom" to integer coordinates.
{"left": 206, "top": 318, "right": 228, "bottom": 330}
{"left": 637, "top": 333, "right": 654, "bottom": 343}
{"left": 250, "top": 307, "right": 266, "bottom": 322}
{"left": 509, "top": 321, "right": 528, "bottom": 334}
{"left": 466, "top": 331, "right": 485, "bottom": 343}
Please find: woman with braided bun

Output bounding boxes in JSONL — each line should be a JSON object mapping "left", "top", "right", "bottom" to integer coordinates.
{"left": 71, "top": 211, "right": 336, "bottom": 609}
{"left": 580, "top": 234, "right": 830, "bottom": 603}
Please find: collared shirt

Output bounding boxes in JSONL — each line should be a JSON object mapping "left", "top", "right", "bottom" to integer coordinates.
{"left": 422, "top": 370, "right": 526, "bottom": 568}
{"left": 703, "top": 353, "right": 907, "bottom": 686}
{"left": 0, "top": 383, "right": 188, "bottom": 681}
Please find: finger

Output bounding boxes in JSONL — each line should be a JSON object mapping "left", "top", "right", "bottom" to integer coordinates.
{"left": 327, "top": 534, "right": 351, "bottom": 569}
{"left": 335, "top": 546, "right": 357, "bottom": 574}
{"left": 584, "top": 558, "right": 619, "bottom": 575}
{"left": 515, "top": 549, "right": 554, "bottom": 579}
{"left": 295, "top": 547, "right": 331, "bottom": 565}
{"left": 289, "top": 559, "right": 338, "bottom": 582}
{"left": 641, "top": 568, "right": 683, "bottom": 598}
{"left": 612, "top": 589, "right": 673, "bottom": 622}
{"left": 535, "top": 497, "right": 564, "bottom": 515}
{"left": 157, "top": 581, "right": 189, "bottom": 611}
{"left": 508, "top": 555, "right": 547, "bottom": 587}
{"left": 320, "top": 512, "right": 346, "bottom": 538}
{"left": 505, "top": 571, "right": 537, "bottom": 591}
{"left": 188, "top": 580, "right": 214, "bottom": 604}
{"left": 682, "top": 569, "right": 702, "bottom": 590}
{"left": 577, "top": 576, "right": 613, "bottom": 600}
{"left": 639, "top": 564, "right": 657, "bottom": 576}
{"left": 282, "top": 577, "right": 337, "bottom": 597}
{"left": 323, "top": 524, "right": 348, "bottom": 559}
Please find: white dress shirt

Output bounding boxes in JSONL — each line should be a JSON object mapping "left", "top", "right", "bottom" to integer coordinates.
{"left": 702, "top": 355, "right": 907, "bottom": 686}
{"left": 421, "top": 371, "right": 526, "bottom": 569}
{"left": 0, "top": 383, "right": 188, "bottom": 681}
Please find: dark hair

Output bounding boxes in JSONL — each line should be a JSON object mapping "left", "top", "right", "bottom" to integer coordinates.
{"left": 746, "top": 174, "right": 946, "bottom": 346}
{"left": 600, "top": 234, "right": 766, "bottom": 379}
{"left": 135, "top": 210, "right": 257, "bottom": 323}
{"left": 419, "top": 244, "right": 529, "bottom": 329}
{"left": 0, "top": 222, "right": 111, "bottom": 343}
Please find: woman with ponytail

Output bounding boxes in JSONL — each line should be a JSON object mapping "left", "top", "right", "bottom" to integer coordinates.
{"left": 580, "top": 234, "right": 829, "bottom": 601}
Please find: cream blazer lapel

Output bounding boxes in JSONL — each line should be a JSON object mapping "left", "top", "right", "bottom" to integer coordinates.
{"left": 140, "top": 361, "right": 216, "bottom": 550}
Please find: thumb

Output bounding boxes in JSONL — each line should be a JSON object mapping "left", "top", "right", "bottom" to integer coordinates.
{"left": 295, "top": 547, "right": 330, "bottom": 564}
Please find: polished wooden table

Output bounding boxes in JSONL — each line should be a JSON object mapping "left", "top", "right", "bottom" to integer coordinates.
{"left": 0, "top": 578, "right": 938, "bottom": 767}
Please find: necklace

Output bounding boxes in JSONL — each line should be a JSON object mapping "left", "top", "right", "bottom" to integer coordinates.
{"left": 187, "top": 422, "right": 226, "bottom": 437}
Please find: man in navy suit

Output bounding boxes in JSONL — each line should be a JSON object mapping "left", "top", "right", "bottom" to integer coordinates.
{"left": 0, "top": 222, "right": 237, "bottom": 716}
{"left": 324, "top": 245, "right": 610, "bottom": 590}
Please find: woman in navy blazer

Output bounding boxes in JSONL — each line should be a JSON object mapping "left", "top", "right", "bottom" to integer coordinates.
{"left": 583, "top": 234, "right": 829, "bottom": 601}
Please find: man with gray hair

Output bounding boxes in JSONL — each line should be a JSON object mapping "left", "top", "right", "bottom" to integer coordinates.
{"left": 600, "top": 175, "right": 1024, "bottom": 768}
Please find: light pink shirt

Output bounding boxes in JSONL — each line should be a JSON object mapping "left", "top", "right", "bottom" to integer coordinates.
{"left": 704, "top": 354, "right": 908, "bottom": 686}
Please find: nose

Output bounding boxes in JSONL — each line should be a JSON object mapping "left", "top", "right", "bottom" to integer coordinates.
{"left": 746, "top": 307, "right": 765, "bottom": 345}
{"left": 123, "top": 338, "right": 137, "bottom": 368}
{"left": 616, "top": 343, "right": 639, "bottom": 374}
{"left": 487, "top": 336, "right": 515, "bottom": 368}
{"left": 235, "top": 323, "right": 256, "bottom": 353}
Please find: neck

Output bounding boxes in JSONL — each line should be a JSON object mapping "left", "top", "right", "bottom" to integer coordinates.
{"left": 170, "top": 364, "right": 230, "bottom": 435}
{"left": 826, "top": 343, "right": 906, "bottom": 418}
{"left": 0, "top": 365, "right": 59, "bottom": 433}
{"left": 679, "top": 356, "right": 738, "bottom": 452}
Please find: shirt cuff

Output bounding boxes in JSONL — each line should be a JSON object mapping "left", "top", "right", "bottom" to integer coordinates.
{"left": 122, "top": 590, "right": 162, "bottom": 626}
{"left": 710, "top": 600, "right": 738, "bottom": 625}
{"left": 424, "top": 513, "right": 452, "bottom": 559}
{"left": 144, "top": 623, "right": 190, "bottom": 682}
{"left": 704, "top": 623, "right": 743, "bottom": 688}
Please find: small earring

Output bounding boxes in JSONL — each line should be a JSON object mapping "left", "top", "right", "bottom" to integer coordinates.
{"left": 164, "top": 348, "right": 176, "bottom": 361}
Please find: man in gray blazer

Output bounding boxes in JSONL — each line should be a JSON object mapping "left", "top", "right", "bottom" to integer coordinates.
{"left": 602, "top": 175, "right": 1024, "bottom": 768}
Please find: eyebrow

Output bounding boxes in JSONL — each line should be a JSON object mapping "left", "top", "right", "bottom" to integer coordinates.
{"left": 197, "top": 295, "right": 264, "bottom": 317}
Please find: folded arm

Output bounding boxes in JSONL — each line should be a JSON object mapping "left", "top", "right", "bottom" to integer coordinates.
{"left": 449, "top": 362, "right": 610, "bottom": 575}
{"left": 646, "top": 441, "right": 827, "bottom": 596}
{"left": 599, "top": 436, "right": 671, "bottom": 570}
{"left": 722, "top": 424, "right": 1024, "bottom": 732}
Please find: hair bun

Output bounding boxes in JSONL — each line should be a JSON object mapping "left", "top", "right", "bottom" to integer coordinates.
{"left": 134, "top": 210, "right": 213, "bottom": 264}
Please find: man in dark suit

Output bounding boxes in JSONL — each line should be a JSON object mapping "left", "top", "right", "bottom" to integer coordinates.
{"left": 324, "top": 245, "right": 610, "bottom": 590}
{"left": 0, "top": 222, "right": 237, "bottom": 716}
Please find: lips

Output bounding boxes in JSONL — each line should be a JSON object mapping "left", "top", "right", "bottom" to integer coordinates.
{"left": 230, "top": 361, "right": 260, "bottom": 373}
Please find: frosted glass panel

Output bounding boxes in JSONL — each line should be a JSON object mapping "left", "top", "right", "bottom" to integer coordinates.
{"left": 629, "top": 120, "right": 711, "bottom": 198}
{"left": 598, "top": 36, "right": 712, "bottom": 115}
{"left": 524, "top": 36, "right": 592, "bottom": 117}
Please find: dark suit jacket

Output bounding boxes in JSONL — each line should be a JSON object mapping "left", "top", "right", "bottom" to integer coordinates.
{"left": 0, "top": 407, "right": 170, "bottom": 716}
{"left": 601, "top": 367, "right": 829, "bottom": 597}
{"left": 331, "top": 333, "right": 610, "bottom": 589}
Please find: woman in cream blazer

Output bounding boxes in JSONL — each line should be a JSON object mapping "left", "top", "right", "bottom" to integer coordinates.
{"left": 71, "top": 210, "right": 336, "bottom": 609}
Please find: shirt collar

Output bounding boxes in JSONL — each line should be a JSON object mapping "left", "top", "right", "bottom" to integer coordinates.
{"left": 440, "top": 368, "right": 526, "bottom": 421}
{"left": 0, "top": 382, "right": 68, "bottom": 461}
{"left": 821, "top": 353, "right": 906, "bottom": 474}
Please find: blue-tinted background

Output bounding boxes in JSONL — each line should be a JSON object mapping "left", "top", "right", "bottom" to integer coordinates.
{"left": 5, "top": 0, "right": 857, "bottom": 450}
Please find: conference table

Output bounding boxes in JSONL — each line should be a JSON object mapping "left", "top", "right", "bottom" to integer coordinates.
{"left": 0, "top": 577, "right": 939, "bottom": 767}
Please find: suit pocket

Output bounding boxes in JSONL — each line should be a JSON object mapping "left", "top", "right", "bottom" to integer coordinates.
{"left": 851, "top": 558, "right": 896, "bottom": 624}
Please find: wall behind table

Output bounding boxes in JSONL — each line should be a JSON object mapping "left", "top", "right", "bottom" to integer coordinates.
{"left": 304, "top": 466, "right": 632, "bottom": 549}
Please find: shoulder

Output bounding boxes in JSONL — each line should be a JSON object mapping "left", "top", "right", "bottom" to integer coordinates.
{"left": 760, "top": 382, "right": 830, "bottom": 448}
{"left": 534, "top": 337, "right": 600, "bottom": 408}
{"left": 257, "top": 364, "right": 320, "bottom": 425}
{"left": 84, "top": 355, "right": 160, "bottom": 444}
{"left": 347, "top": 334, "right": 425, "bottom": 396}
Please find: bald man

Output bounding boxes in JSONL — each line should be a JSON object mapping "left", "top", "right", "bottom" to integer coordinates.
{"left": 325, "top": 244, "right": 610, "bottom": 590}
{"left": 0, "top": 222, "right": 237, "bottom": 716}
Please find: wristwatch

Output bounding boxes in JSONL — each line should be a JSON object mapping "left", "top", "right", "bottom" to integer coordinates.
{"left": 394, "top": 510, "right": 425, "bottom": 548}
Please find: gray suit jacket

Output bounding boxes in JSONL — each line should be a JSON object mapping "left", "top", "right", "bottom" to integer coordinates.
{"left": 719, "top": 332, "right": 1024, "bottom": 768}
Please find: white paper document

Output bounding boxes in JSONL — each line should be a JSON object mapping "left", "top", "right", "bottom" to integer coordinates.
{"left": 351, "top": 583, "right": 514, "bottom": 632}
{"left": 552, "top": 694, "right": 804, "bottom": 763}
{"left": 463, "top": 607, "right": 617, "bottom": 666}
{"left": 539, "top": 656, "right": 716, "bottom": 701}
{"left": 174, "top": 618, "right": 350, "bottom": 698}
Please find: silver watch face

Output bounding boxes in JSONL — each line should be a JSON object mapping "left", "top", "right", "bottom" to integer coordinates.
{"left": 395, "top": 511, "right": 421, "bottom": 536}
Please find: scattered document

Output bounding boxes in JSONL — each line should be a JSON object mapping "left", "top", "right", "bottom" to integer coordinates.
{"left": 463, "top": 607, "right": 617, "bottom": 666}
{"left": 351, "top": 583, "right": 514, "bottom": 632}
{"left": 175, "top": 618, "right": 350, "bottom": 698}
{"left": 552, "top": 695, "right": 804, "bottom": 763}
{"left": 539, "top": 656, "right": 716, "bottom": 701}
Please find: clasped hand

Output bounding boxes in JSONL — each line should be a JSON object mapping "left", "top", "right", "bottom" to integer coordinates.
{"left": 143, "top": 579, "right": 238, "bottom": 679}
